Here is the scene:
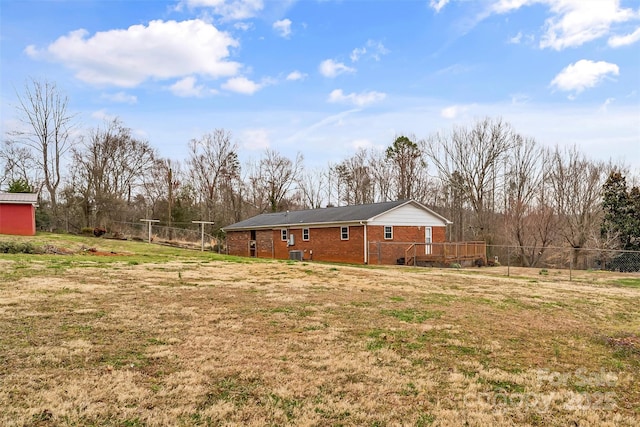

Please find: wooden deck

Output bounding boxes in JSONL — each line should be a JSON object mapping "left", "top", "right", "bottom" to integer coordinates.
{"left": 404, "top": 241, "right": 486, "bottom": 266}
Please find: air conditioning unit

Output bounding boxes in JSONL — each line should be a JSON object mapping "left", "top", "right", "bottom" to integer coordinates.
{"left": 289, "top": 250, "right": 303, "bottom": 261}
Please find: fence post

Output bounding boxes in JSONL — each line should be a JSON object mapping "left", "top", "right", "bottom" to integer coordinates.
{"left": 377, "top": 242, "right": 381, "bottom": 264}
{"left": 569, "top": 248, "right": 573, "bottom": 281}
{"left": 413, "top": 243, "right": 417, "bottom": 266}
{"left": 507, "top": 246, "right": 510, "bottom": 277}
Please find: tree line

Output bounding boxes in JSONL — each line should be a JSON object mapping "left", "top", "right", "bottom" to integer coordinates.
{"left": 2, "top": 78, "right": 638, "bottom": 265}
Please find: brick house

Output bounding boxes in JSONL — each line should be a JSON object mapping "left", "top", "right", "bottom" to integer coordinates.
{"left": 0, "top": 193, "right": 38, "bottom": 236}
{"left": 223, "top": 200, "right": 451, "bottom": 265}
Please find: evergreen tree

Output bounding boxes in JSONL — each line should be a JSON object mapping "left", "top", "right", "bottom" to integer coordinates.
{"left": 7, "top": 178, "right": 33, "bottom": 193}
{"left": 601, "top": 171, "right": 640, "bottom": 250}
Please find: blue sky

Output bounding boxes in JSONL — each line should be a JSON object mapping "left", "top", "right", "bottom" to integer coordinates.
{"left": 1, "top": 0, "right": 639, "bottom": 171}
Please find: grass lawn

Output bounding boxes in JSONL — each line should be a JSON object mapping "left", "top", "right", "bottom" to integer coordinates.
{"left": 1, "top": 234, "right": 639, "bottom": 426}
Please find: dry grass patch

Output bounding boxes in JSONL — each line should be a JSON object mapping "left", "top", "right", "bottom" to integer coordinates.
{"left": 0, "top": 245, "right": 639, "bottom": 426}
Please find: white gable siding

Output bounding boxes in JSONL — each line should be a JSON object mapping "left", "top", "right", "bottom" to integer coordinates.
{"left": 368, "top": 203, "right": 446, "bottom": 226}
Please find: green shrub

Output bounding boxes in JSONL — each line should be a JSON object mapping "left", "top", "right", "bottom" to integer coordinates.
{"left": 449, "top": 262, "right": 461, "bottom": 269}
{"left": 0, "top": 241, "right": 38, "bottom": 254}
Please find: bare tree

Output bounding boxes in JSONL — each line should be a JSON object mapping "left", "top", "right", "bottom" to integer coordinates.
{"left": 70, "top": 118, "right": 156, "bottom": 227}
{"left": 548, "top": 145, "right": 609, "bottom": 266}
{"left": 0, "top": 142, "right": 39, "bottom": 191}
{"left": 297, "top": 167, "right": 328, "bottom": 209}
{"left": 424, "top": 117, "right": 518, "bottom": 243}
{"left": 367, "top": 149, "right": 394, "bottom": 202}
{"left": 502, "top": 136, "right": 557, "bottom": 266}
{"left": 251, "top": 149, "right": 303, "bottom": 212}
{"left": 142, "top": 158, "right": 182, "bottom": 220}
{"left": 8, "top": 78, "right": 77, "bottom": 228}
{"left": 187, "top": 129, "right": 240, "bottom": 222}
{"left": 332, "top": 149, "right": 374, "bottom": 205}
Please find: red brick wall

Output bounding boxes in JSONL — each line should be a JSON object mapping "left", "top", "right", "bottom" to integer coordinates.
{"left": 227, "top": 226, "right": 365, "bottom": 263}
{"left": 256, "top": 230, "right": 274, "bottom": 258}
{"left": 226, "top": 224, "right": 446, "bottom": 265}
{"left": 367, "top": 225, "right": 446, "bottom": 265}
{"left": 0, "top": 204, "right": 36, "bottom": 236}
{"left": 268, "top": 226, "right": 364, "bottom": 263}
{"left": 226, "top": 230, "right": 251, "bottom": 257}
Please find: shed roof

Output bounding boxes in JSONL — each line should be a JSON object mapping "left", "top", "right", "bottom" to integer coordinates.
{"left": 224, "top": 200, "right": 450, "bottom": 231}
{"left": 0, "top": 192, "right": 38, "bottom": 205}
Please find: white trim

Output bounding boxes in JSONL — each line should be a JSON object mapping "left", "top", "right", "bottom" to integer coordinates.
{"left": 384, "top": 225, "right": 393, "bottom": 240}
{"left": 362, "top": 222, "right": 368, "bottom": 264}
{"left": 302, "top": 228, "right": 310, "bottom": 241}
{"left": 340, "top": 226, "right": 349, "bottom": 240}
{"left": 226, "top": 220, "right": 365, "bottom": 232}
{"left": 281, "top": 229, "right": 288, "bottom": 241}
{"left": 368, "top": 200, "right": 451, "bottom": 225}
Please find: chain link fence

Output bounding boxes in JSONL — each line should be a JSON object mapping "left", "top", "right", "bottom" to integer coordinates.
{"left": 487, "top": 245, "right": 640, "bottom": 279}
{"left": 106, "top": 221, "right": 221, "bottom": 252}
{"left": 367, "top": 241, "right": 640, "bottom": 280}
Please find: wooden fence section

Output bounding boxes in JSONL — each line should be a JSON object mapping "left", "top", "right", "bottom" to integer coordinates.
{"left": 404, "top": 241, "right": 486, "bottom": 266}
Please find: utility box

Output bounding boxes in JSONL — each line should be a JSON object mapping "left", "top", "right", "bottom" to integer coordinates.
{"left": 289, "top": 250, "right": 303, "bottom": 261}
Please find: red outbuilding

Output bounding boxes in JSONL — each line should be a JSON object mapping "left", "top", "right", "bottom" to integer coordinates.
{"left": 0, "top": 193, "right": 38, "bottom": 236}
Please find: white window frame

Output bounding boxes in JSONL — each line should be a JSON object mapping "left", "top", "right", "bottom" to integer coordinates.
{"left": 281, "top": 229, "right": 288, "bottom": 241}
{"left": 302, "top": 228, "right": 310, "bottom": 241}
{"left": 384, "top": 226, "right": 393, "bottom": 240}
{"left": 340, "top": 226, "right": 349, "bottom": 241}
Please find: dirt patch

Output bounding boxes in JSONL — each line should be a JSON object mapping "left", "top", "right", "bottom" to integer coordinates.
{"left": 39, "top": 244, "right": 131, "bottom": 256}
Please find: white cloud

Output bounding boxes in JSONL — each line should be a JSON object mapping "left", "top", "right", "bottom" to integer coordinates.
{"left": 510, "top": 93, "right": 531, "bottom": 105}
{"left": 241, "top": 128, "right": 270, "bottom": 151}
{"left": 440, "top": 105, "right": 469, "bottom": 119}
{"left": 599, "top": 97, "right": 615, "bottom": 112}
{"left": 91, "top": 109, "right": 116, "bottom": 121}
{"left": 286, "top": 70, "right": 306, "bottom": 81}
{"left": 25, "top": 19, "right": 240, "bottom": 87}
{"left": 540, "top": 0, "right": 636, "bottom": 50}
{"left": 273, "top": 19, "right": 292, "bottom": 38}
{"left": 350, "top": 47, "right": 366, "bottom": 62}
{"left": 492, "top": 0, "right": 537, "bottom": 14}
{"left": 608, "top": 27, "right": 640, "bottom": 47}
{"left": 319, "top": 59, "right": 356, "bottom": 78}
{"left": 509, "top": 31, "right": 523, "bottom": 44}
{"left": 350, "top": 40, "right": 390, "bottom": 62}
{"left": 550, "top": 59, "right": 619, "bottom": 94}
{"left": 170, "top": 76, "right": 207, "bottom": 97}
{"left": 177, "top": 0, "right": 264, "bottom": 21}
{"left": 351, "top": 139, "right": 374, "bottom": 150}
{"left": 429, "top": 0, "right": 451, "bottom": 13}
{"left": 491, "top": 0, "right": 639, "bottom": 50}
{"left": 100, "top": 91, "right": 137, "bottom": 104}
{"left": 222, "top": 76, "right": 262, "bottom": 94}
{"left": 234, "top": 22, "right": 254, "bottom": 31}
{"left": 327, "top": 89, "right": 386, "bottom": 107}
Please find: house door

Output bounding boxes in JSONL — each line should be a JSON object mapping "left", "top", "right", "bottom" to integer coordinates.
{"left": 425, "top": 227, "right": 432, "bottom": 255}
{"left": 249, "top": 230, "right": 257, "bottom": 257}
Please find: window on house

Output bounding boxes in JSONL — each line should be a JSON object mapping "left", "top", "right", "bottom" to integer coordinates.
{"left": 303, "top": 228, "right": 310, "bottom": 241}
{"left": 341, "top": 226, "right": 349, "bottom": 240}
{"left": 281, "top": 229, "right": 288, "bottom": 241}
{"left": 384, "top": 226, "right": 393, "bottom": 240}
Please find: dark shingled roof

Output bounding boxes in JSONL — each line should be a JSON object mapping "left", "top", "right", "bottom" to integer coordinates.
{"left": 224, "top": 200, "right": 438, "bottom": 230}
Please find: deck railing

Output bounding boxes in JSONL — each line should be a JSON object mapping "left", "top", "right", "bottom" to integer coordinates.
{"left": 404, "top": 241, "right": 486, "bottom": 266}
